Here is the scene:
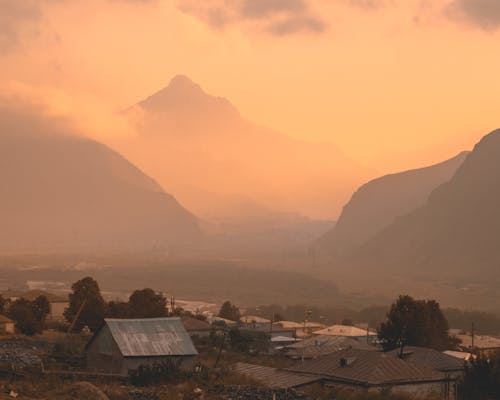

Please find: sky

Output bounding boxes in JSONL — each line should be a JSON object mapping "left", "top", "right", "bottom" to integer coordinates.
{"left": 1, "top": 0, "right": 500, "bottom": 173}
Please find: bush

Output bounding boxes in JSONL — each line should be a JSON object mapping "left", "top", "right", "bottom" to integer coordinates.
{"left": 129, "top": 359, "right": 186, "bottom": 386}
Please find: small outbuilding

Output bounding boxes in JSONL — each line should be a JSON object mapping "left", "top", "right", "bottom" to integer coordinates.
{"left": 85, "top": 317, "right": 198, "bottom": 375}
{"left": 0, "top": 315, "right": 15, "bottom": 334}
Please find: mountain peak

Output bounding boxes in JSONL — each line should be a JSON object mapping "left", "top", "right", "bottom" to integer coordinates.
{"left": 135, "top": 75, "right": 240, "bottom": 120}
{"left": 167, "top": 74, "right": 203, "bottom": 94}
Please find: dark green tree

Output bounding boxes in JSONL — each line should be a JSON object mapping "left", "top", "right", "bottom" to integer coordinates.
{"left": 218, "top": 301, "right": 240, "bottom": 322}
{"left": 128, "top": 288, "right": 167, "bottom": 318}
{"left": 64, "top": 276, "right": 105, "bottom": 332}
{"left": 106, "top": 300, "right": 130, "bottom": 318}
{"left": 33, "top": 295, "right": 50, "bottom": 326}
{"left": 378, "top": 295, "right": 459, "bottom": 352}
{"left": 8, "top": 298, "right": 41, "bottom": 335}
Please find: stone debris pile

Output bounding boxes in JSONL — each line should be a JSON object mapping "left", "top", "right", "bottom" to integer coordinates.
{"left": 0, "top": 339, "right": 43, "bottom": 371}
{"left": 208, "top": 385, "right": 309, "bottom": 400}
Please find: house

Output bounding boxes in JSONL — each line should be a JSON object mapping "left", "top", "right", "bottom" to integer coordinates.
{"left": 275, "top": 320, "right": 325, "bottom": 338}
{"left": 233, "top": 362, "right": 322, "bottom": 390}
{"left": 85, "top": 317, "right": 198, "bottom": 375}
{"left": 284, "top": 334, "right": 376, "bottom": 359}
{"left": 455, "top": 333, "right": 500, "bottom": 354}
{"left": 240, "top": 324, "right": 295, "bottom": 339}
{"left": 181, "top": 316, "right": 212, "bottom": 337}
{"left": 0, "top": 315, "right": 15, "bottom": 334}
{"left": 240, "top": 315, "right": 271, "bottom": 327}
{"left": 207, "top": 316, "right": 239, "bottom": 328}
{"left": 444, "top": 350, "right": 474, "bottom": 362}
{"left": 387, "top": 346, "right": 467, "bottom": 378}
{"left": 313, "top": 324, "right": 377, "bottom": 343}
{"left": 287, "top": 348, "right": 457, "bottom": 400}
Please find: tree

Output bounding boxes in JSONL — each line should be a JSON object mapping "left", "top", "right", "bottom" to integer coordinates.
{"left": 8, "top": 298, "right": 44, "bottom": 335}
{"left": 378, "top": 295, "right": 459, "bottom": 352}
{"left": 0, "top": 295, "right": 6, "bottom": 315}
{"left": 460, "top": 351, "right": 500, "bottom": 399}
{"left": 128, "top": 288, "right": 167, "bottom": 318}
{"left": 64, "top": 277, "right": 105, "bottom": 332}
{"left": 218, "top": 301, "right": 240, "bottom": 322}
{"left": 33, "top": 295, "right": 50, "bottom": 326}
{"left": 106, "top": 300, "right": 130, "bottom": 318}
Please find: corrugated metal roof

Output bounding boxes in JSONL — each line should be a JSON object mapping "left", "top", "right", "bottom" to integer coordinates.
{"left": 285, "top": 335, "right": 375, "bottom": 358}
{"left": 233, "top": 362, "right": 322, "bottom": 389}
{"left": 287, "top": 348, "right": 445, "bottom": 386}
{"left": 387, "top": 346, "right": 466, "bottom": 372}
{"left": 105, "top": 318, "right": 198, "bottom": 357}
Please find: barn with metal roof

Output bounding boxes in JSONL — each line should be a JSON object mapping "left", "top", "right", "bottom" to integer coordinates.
{"left": 85, "top": 317, "right": 198, "bottom": 375}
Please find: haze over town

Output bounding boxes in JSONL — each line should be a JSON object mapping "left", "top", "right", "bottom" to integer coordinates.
{"left": 1, "top": 1, "right": 500, "bottom": 399}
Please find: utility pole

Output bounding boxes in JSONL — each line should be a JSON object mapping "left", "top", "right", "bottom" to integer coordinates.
{"left": 471, "top": 322, "right": 475, "bottom": 351}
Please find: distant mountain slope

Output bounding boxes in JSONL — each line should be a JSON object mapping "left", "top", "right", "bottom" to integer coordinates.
{"left": 119, "top": 75, "right": 370, "bottom": 220}
{"left": 318, "top": 152, "right": 468, "bottom": 255}
{"left": 0, "top": 104, "right": 201, "bottom": 253}
{"left": 348, "top": 129, "right": 500, "bottom": 277}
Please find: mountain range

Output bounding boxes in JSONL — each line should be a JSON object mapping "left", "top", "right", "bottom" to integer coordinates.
{"left": 0, "top": 103, "right": 201, "bottom": 254}
{"left": 318, "top": 151, "right": 469, "bottom": 256}
{"left": 328, "top": 129, "right": 500, "bottom": 281}
{"left": 117, "top": 75, "right": 370, "bottom": 220}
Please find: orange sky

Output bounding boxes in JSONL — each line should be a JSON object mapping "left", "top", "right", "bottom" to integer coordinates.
{"left": 1, "top": 0, "right": 499, "bottom": 174}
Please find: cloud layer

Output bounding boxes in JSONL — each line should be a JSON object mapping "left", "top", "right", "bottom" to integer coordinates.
{"left": 178, "top": 0, "right": 327, "bottom": 36}
{"left": 446, "top": 0, "right": 500, "bottom": 30}
{"left": 0, "top": 1, "right": 42, "bottom": 53}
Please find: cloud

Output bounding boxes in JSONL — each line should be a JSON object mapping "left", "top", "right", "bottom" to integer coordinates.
{"left": 446, "top": 0, "right": 500, "bottom": 30}
{"left": 347, "top": 0, "right": 386, "bottom": 10}
{"left": 178, "top": 0, "right": 327, "bottom": 36}
{"left": 0, "top": 1, "right": 42, "bottom": 54}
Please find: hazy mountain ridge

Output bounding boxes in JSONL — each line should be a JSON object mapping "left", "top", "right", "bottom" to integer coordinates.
{"left": 119, "top": 75, "right": 371, "bottom": 220}
{"left": 346, "top": 129, "right": 500, "bottom": 278}
{"left": 0, "top": 104, "right": 202, "bottom": 253}
{"left": 318, "top": 151, "right": 469, "bottom": 256}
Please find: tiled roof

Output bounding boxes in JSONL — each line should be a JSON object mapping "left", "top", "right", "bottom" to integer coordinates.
{"left": 387, "top": 346, "right": 466, "bottom": 372}
{"left": 287, "top": 348, "right": 445, "bottom": 386}
{"left": 285, "top": 335, "right": 375, "bottom": 358}
{"left": 233, "top": 362, "right": 322, "bottom": 389}
{"left": 103, "top": 318, "right": 198, "bottom": 357}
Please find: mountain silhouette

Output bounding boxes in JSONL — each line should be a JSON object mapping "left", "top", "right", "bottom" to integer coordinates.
{"left": 120, "top": 75, "right": 371, "bottom": 220}
{"left": 346, "top": 129, "right": 500, "bottom": 278}
{"left": 0, "top": 104, "right": 201, "bottom": 253}
{"left": 318, "top": 152, "right": 468, "bottom": 256}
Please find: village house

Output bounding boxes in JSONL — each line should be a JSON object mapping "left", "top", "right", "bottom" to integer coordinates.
{"left": 240, "top": 324, "right": 295, "bottom": 339}
{"left": 313, "top": 324, "right": 377, "bottom": 343}
{"left": 233, "top": 362, "right": 323, "bottom": 390}
{"left": 287, "top": 348, "right": 457, "bottom": 400}
{"left": 284, "top": 334, "right": 376, "bottom": 360}
{"left": 181, "top": 316, "right": 212, "bottom": 337}
{"left": 85, "top": 317, "right": 198, "bottom": 375}
{"left": 240, "top": 315, "right": 271, "bottom": 328}
{"left": 455, "top": 333, "right": 500, "bottom": 355}
{"left": 275, "top": 320, "right": 325, "bottom": 338}
{"left": 0, "top": 315, "right": 15, "bottom": 334}
{"left": 387, "top": 346, "right": 467, "bottom": 378}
